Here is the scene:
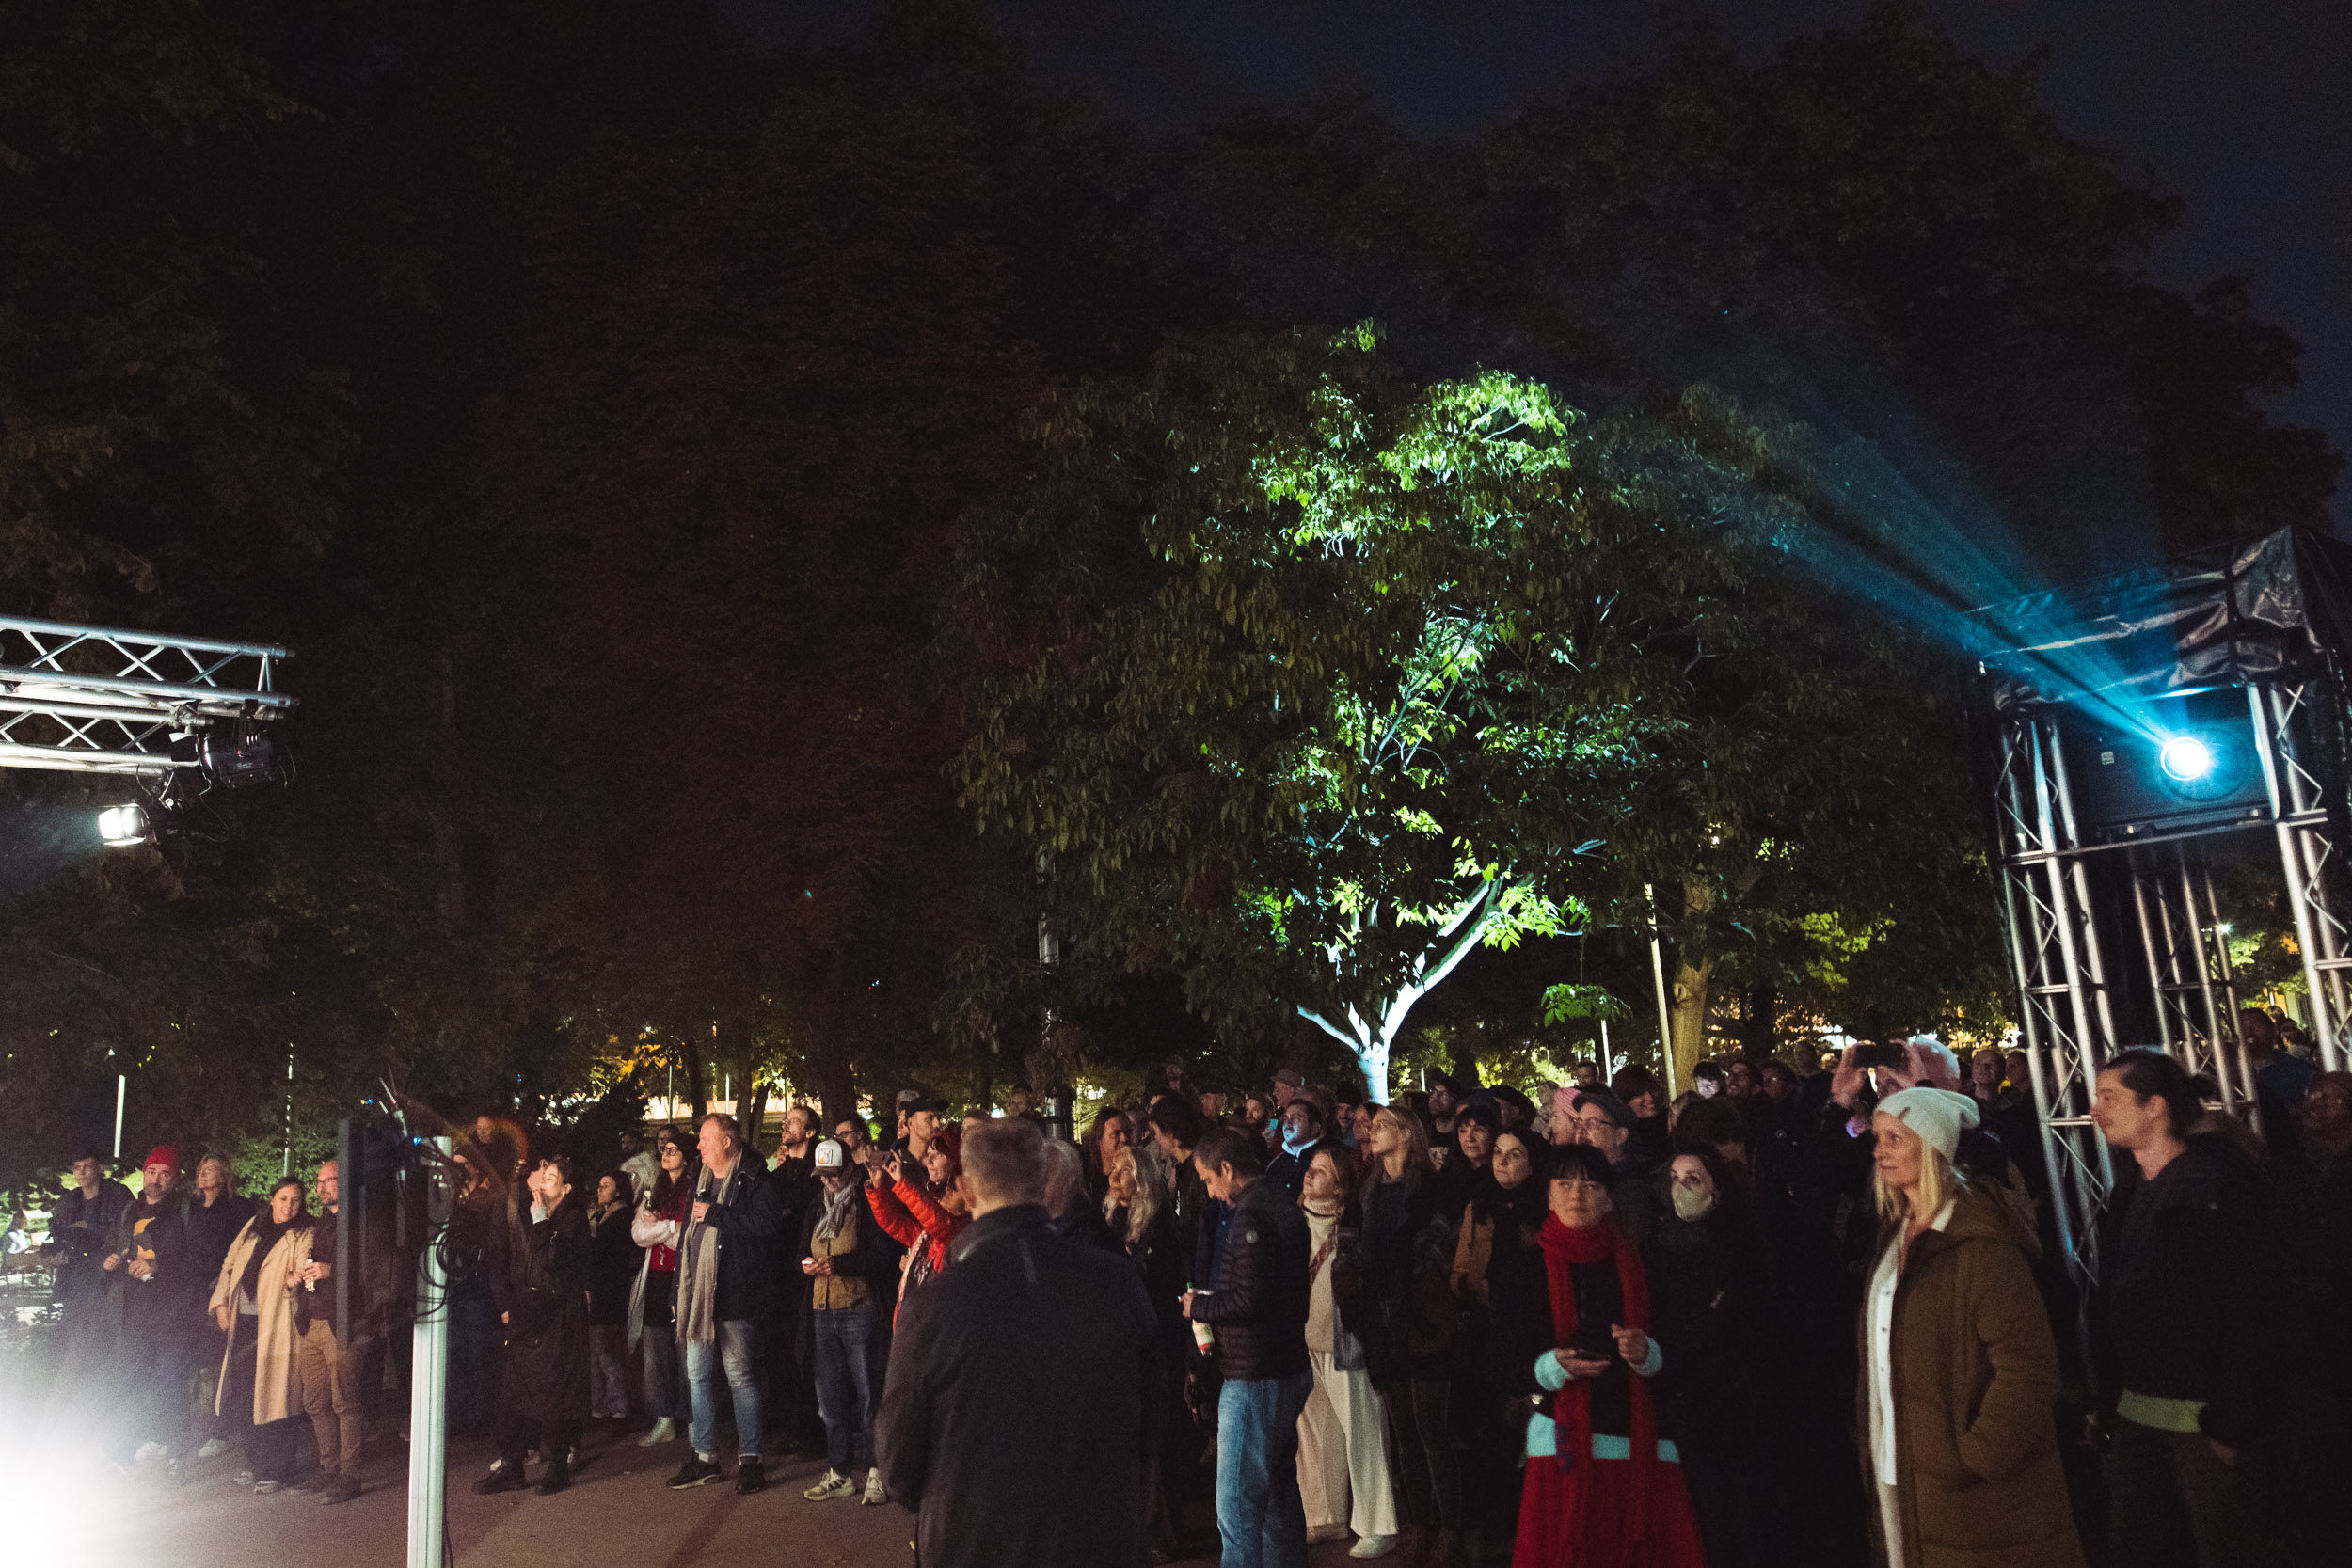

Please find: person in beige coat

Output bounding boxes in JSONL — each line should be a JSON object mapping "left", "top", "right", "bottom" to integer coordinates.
{"left": 209, "top": 1176, "right": 318, "bottom": 1493}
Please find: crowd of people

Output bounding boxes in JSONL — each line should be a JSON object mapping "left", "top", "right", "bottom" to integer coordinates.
{"left": 38, "top": 1145, "right": 372, "bottom": 1500}
{"left": 22, "top": 1017, "right": 2349, "bottom": 1568}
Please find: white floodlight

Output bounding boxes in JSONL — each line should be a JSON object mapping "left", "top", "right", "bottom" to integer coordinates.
{"left": 97, "top": 803, "right": 151, "bottom": 847}
{"left": 2157, "top": 735, "right": 2217, "bottom": 784}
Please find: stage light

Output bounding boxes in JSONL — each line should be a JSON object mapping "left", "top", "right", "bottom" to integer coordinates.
{"left": 2158, "top": 735, "right": 2217, "bottom": 784}
{"left": 200, "top": 721, "right": 289, "bottom": 788}
{"left": 97, "top": 803, "right": 151, "bottom": 847}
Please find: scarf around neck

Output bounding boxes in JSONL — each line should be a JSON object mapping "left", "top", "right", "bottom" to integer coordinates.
{"left": 236, "top": 1210, "right": 310, "bottom": 1310}
{"left": 1301, "top": 1196, "right": 1343, "bottom": 1281}
{"left": 1536, "top": 1212, "right": 1658, "bottom": 1560}
{"left": 678, "top": 1163, "right": 737, "bottom": 1344}
{"left": 813, "top": 1180, "right": 861, "bottom": 1245}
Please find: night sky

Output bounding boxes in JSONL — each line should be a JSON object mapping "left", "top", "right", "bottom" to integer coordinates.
{"left": 752, "top": 0, "right": 2349, "bottom": 526}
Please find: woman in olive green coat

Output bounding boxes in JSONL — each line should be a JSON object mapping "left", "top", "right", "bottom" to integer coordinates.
{"left": 1857, "top": 1088, "right": 2084, "bottom": 1568}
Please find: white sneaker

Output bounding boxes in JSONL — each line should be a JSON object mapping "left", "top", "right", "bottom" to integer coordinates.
{"left": 861, "top": 1468, "right": 887, "bottom": 1506}
{"left": 198, "top": 1438, "right": 230, "bottom": 1460}
{"left": 1350, "top": 1536, "right": 1398, "bottom": 1560}
{"left": 133, "top": 1441, "right": 166, "bottom": 1464}
{"left": 803, "top": 1469, "right": 856, "bottom": 1501}
{"left": 636, "top": 1418, "right": 676, "bottom": 1448}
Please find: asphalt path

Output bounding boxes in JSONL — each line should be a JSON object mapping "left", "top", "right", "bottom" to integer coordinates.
{"left": 53, "top": 1426, "right": 1390, "bottom": 1568}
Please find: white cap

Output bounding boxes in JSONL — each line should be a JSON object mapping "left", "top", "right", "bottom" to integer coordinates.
{"left": 1877, "top": 1086, "right": 1980, "bottom": 1164}
{"left": 814, "top": 1138, "right": 846, "bottom": 1171}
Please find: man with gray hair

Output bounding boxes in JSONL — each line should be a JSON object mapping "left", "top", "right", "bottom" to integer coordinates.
{"left": 879, "top": 1119, "right": 1166, "bottom": 1568}
{"left": 1040, "top": 1137, "right": 1118, "bottom": 1251}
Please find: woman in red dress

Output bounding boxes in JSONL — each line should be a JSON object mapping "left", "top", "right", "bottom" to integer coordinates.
{"left": 1488, "top": 1143, "right": 1708, "bottom": 1568}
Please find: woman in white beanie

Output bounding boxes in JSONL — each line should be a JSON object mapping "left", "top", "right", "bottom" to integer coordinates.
{"left": 1858, "top": 1086, "right": 2083, "bottom": 1568}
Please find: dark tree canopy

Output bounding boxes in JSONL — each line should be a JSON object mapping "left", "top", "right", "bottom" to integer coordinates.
{"left": 0, "top": 0, "right": 2333, "bottom": 1180}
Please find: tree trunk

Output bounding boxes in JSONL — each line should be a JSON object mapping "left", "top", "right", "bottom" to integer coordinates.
{"left": 1668, "top": 879, "right": 1717, "bottom": 1090}
{"left": 805, "top": 947, "right": 858, "bottom": 1136}
{"left": 1670, "top": 952, "right": 1713, "bottom": 1091}
{"left": 1737, "top": 983, "right": 1777, "bottom": 1062}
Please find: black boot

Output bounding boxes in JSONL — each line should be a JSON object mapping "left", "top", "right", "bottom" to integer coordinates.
{"left": 473, "top": 1461, "right": 530, "bottom": 1496}
{"left": 536, "top": 1458, "right": 570, "bottom": 1496}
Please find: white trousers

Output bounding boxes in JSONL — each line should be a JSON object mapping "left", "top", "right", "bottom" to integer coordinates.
{"left": 1297, "top": 1347, "right": 1398, "bottom": 1540}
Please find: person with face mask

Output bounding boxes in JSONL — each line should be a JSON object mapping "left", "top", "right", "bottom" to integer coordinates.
{"left": 1651, "top": 1151, "right": 1789, "bottom": 1568}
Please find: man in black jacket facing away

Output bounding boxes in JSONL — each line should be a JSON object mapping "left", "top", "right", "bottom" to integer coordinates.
{"left": 879, "top": 1118, "right": 1164, "bottom": 1568}
{"left": 2090, "top": 1049, "right": 2292, "bottom": 1568}
{"left": 1183, "top": 1127, "right": 1312, "bottom": 1568}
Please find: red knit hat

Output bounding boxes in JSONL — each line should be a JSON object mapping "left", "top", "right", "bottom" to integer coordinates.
{"left": 142, "top": 1145, "right": 181, "bottom": 1175}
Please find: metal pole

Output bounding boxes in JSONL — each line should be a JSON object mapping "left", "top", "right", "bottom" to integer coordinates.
{"left": 2198, "top": 863, "right": 2256, "bottom": 1116}
{"left": 284, "top": 1045, "right": 295, "bottom": 1176}
{"left": 407, "top": 1137, "right": 453, "bottom": 1568}
{"left": 112, "top": 1073, "right": 126, "bottom": 1160}
{"left": 2177, "top": 852, "right": 2229, "bottom": 1094}
{"left": 1645, "top": 883, "right": 1677, "bottom": 1097}
{"left": 2251, "top": 687, "right": 2343, "bottom": 1068}
{"left": 2125, "top": 851, "right": 2174, "bottom": 1052}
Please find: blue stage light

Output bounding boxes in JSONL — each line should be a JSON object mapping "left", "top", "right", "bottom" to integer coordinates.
{"left": 2158, "top": 735, "right": 2217, "bottom": 784}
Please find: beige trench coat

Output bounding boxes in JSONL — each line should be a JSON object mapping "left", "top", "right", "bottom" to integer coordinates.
{"left": 208, "top": 1218, "right": 316, "bottom": 1424}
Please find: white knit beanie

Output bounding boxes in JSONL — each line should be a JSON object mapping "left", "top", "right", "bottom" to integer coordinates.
{"left": 1876, "top": 1086, "right": 1981, "bottom": 1164}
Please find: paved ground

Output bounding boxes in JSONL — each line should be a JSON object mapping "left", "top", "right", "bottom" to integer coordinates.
{"left": 34, "top": 1427, "right": 1393, "bottom": 1568}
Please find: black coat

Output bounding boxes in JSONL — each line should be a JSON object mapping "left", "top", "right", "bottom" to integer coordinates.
{"left": 691, "top": 1153, "right": 787, "bottom": 1323}
{"left": 1189, "top": 1177, "right": 1310, "bottom": 1383}
{"left": 188, "top": 1192, "right": 256, "bottom": 1291}
{"left": 1355, "top": 1167, "right": 1458, "bottom": 1387}
{"left": 489, "top": 1200, "right": 592, "bottom": 1423}
{"left": 2093, "top": 1134, "right": 2295, "bottom": 1447}
{"left": 879, "top": 1205, "right": 1167, "bottom": 1568}
{"left": 584, "top": 1206, "right": 636, "bottom": 1327}
{"left": 49, "top": 1180, "right": 134, "bottom": 1308}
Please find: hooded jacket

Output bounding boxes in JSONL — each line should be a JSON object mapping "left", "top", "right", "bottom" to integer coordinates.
{"left": 1857, "top": 1184, "right": 2082, "bottom": 1568}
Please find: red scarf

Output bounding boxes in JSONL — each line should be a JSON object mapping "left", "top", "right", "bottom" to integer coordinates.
{"left": 1536, "top": 1213, "right": 1657, "bottom": 1560}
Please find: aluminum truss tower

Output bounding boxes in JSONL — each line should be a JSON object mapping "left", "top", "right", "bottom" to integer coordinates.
{"left": 0, "top": 613, "right": 293, "bottom": 774}
{"left": 1992, "top": 676, "right": 2352, "bottom": 1312}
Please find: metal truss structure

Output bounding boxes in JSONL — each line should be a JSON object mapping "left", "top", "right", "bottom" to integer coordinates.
{"left": 1993, "top": 676, "right": 2352, "bottom": 1310}
{"left": 0, "top": 614, "right": 293, "bottom": 775}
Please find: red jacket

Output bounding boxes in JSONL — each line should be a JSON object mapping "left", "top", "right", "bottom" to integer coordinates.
{"left": 866, "top": 1178, "right": 968, "bottom": 1275}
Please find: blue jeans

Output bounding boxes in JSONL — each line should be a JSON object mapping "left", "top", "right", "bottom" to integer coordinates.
{"left": 811, "top": 1301, "right": 881, "bottom": 1474}
{"left": 684, "top": 1319, "right": 764, "bottom": 1461}
{"left": 1216, "top": 1370, "right": 1312, "bottom": 1568}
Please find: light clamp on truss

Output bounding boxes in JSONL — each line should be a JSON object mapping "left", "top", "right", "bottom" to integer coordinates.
{"left": 0, "top": 614, "right": 295, "bottom": 777}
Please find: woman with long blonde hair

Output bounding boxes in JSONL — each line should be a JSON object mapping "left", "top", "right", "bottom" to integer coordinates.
{"left": 1860, "top": 1088, "right": 2081, "bottom": 1568}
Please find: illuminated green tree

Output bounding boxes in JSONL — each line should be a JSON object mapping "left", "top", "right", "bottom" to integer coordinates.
{"left": 952, "top": 325, "right": 1731, "bottom": 1099}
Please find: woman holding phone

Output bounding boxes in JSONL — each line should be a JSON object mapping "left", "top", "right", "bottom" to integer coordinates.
{"left": 1487, "top": 1144, "right": 1706, "bottom": 1568}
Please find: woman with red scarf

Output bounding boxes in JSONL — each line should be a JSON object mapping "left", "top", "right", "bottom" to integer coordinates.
{"left": 1486, "top": 1144, "right": 1708, "bottom": 1568}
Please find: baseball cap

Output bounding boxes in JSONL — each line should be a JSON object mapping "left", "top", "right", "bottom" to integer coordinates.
{"left": 814, "top": 1139, "right": 846, "bottom": 1171}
